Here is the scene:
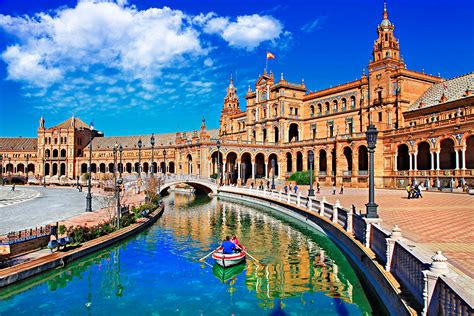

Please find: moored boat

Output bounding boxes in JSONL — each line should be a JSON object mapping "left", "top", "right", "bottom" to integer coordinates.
{"left": 212, "top": 246, "right": 246, "bottom": 267}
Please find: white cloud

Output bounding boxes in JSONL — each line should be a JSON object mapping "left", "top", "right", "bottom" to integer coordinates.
{"left": 301, "top": 16, "right": 326, "bottom": 33}
{"left": 0, "top": 1, "right": 204, "bottom": 86}
{"left": 204, "top": 14, "right": 283, "bottom": 50}
{"left": 204, "top": 58, "right": 213, "bottom": 67}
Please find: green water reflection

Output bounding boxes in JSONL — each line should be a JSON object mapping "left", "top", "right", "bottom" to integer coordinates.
{"left": 0, "top": 192, "right": 378, "bottom": 315}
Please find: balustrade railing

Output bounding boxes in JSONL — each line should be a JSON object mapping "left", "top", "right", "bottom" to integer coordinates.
{"left": 217, "top": 184, "right": 473, "bottom": 314}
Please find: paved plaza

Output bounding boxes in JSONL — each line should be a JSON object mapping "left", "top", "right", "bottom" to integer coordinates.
{"left": 310, "top": 187, "right": 474, "bottom": 279}
{"left": 0, "top": 185, "right": 108, "bottom": 235}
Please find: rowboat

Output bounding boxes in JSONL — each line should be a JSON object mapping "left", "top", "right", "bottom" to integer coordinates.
{"left": 212, "top": 246, "right": 246, "bottom": 267}
{"left": 212, "top": 262, "right": 246, "bottom": 282}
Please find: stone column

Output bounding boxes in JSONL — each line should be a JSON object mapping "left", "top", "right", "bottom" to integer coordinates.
{"left": 264, "top": 162, "right": 268, "bottom": 178}
{"left": 455, "top": 150, "right": 460, "bottom": 170}
{"left": 409, "top": 153, "right": 413, "bottom": 171}
{"left": 394, "top": 153, "right": 398, "bottom": 171}
{"left": 461, "top": 148, "right": 466, "bottom": 170}
{"left": 414, "top": 151, "right": 418, "bottom": 171}
{"left": 292, "top": 155, "right": 297, "bottom": 173}
{"left": 278, "top": 162, "right": 282, "bottom": 180}
{"left": 436, "top": 151, "right": 440, "bottom": 170}
{"left": 237, "top": 162, "right": 241, "bottom": 180}
{"left": 430, "top": 152, "right": 435, "bottom": 170}
{"left": 252, "top": 162, "right": 255, "bottom": 179}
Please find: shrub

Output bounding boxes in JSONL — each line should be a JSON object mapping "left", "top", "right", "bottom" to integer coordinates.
{"left": 210, "top": 173, "right": 218, "bottom": 179}
{"left": 288, "top": 171, "right": 315, "bottom": 185}
{"left": 58, "top": 225, "right": 66, "bottom": 236}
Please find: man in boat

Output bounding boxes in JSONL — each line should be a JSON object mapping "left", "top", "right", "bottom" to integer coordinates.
{"left": 220, "top": 236, "right": 236, "bottom": 254}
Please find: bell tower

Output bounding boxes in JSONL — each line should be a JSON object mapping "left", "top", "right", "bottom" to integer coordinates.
{"left": 371, "top": 1, "right": 403, "bottom": 66}
{"left": 220, "top": 74, "right": 242, "bottom": 136}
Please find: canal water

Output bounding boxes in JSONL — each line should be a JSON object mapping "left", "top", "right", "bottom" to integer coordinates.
{"left": 0, "top": 193, "right": 380, "bottom": 315}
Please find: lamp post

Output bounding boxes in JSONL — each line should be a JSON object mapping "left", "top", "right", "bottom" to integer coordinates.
{"left": 85, "top": 122, "right": 94, "bottom": 212}
{"left": 113, "top": 143, "right": 118, "bottom": 186}
{"left": 216, "top": 140, "right": 221, "bottom": 185}
{"left": 365, "top": 124, "right": 379, "bottom": 218}
{"left": 0, "top": 153, "right": 3, "bottom": 186}
{"left": 119, "top": 145, "right": 123, "bottom": 178}
{"left": 43, "top": 157, "right": 46, "bottom": 187}
{"left": 150, "top": 134, "right": 155, "bottom": 174}
{"left": 137, "top": 139, "right": 142, "bottom": 179}
{"left": 163, "top": 149, "right": 167, "bottom": 175}
{"left": 308, "top": 151, "right": 315, "bottom": 196}
{"left": 8, "top": 157, "right": 11, "bottom": 178}
{"left": 116, "top": 178, "right": 123, "bottom": 229}
{"left": 271, "top": 158, "right": 276, "bottom": 189}
{"left": 25, "top": 154, "right": 29, "bottom": 184}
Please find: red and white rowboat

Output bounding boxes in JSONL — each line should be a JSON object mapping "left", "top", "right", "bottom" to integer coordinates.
{"left": 212, "top": 246, "right": 246, "bottom": 267}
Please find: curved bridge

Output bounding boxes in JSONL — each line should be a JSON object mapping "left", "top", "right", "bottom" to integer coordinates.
{"left": 159, "top": 175, "right": 218, "bottom": 194}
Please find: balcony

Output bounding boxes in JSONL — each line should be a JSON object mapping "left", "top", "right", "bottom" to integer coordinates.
{"left": 343, "top": 170, "right": 352, "bottom": 176}
{"left": 359, "top": 170, "right": 368, "bottom": 176}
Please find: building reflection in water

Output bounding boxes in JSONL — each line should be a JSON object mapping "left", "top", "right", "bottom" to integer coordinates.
{"left": 161, "top": 192, "right": 363, "bottom": 310}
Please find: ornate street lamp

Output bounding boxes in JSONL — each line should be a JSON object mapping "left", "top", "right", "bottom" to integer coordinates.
{"left": 163, "top": 149, "right": 167, "bottom": 175}
{"left": 42, "top": 157, "right": 46, "bottom": 187}
{"left": 216, "top": 140, "right": 221, "bottom": 185}
{"left": 25, "top": 154, "right": 29, "bottom": 184}
{"left": 119, "top": 145, "right": 123, "bottom": 179}
{"left": 137, "top": 139, "right": 142, "bottom": 179}
{"left": 308, "top": 151, "right": 315, "bottom": 196}
{"left": 85, "top": 122, "right": 94, "bottom": 212}
{"left": 150, "top": 133, "right": 155, "bottom": 174}
{"left": 271, "top": 158, "right": 276, "bottom": 189}
{"left": 0, "top": 153, "right": 3, "bottom": 186}
{"left": 116, "top": 178, "right": 123, "bottom": 228}
{"left": 365, "top": 124, "right": 379, "bottom": 218}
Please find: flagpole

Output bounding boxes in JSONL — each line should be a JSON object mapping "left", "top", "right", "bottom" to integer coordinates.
{"left": 265, "top": 55, "right": 268, "bottom": 73}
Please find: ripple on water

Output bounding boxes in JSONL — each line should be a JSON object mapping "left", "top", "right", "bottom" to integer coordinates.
{"left": 0, "top": 192, "right": 379, "bottom": 315}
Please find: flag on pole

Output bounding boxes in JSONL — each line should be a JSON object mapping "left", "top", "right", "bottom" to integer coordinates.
{"left": 266, "top": 51, "right": 275, "bottom": 59}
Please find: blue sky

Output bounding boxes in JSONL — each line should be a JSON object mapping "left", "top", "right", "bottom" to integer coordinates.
{"left": 0, "top": 0, "right": 472, "bottom": 137}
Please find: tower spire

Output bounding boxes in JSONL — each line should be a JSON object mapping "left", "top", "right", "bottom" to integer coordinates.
{"left": 383, "top": 0, "right": 388, "bottom": 19}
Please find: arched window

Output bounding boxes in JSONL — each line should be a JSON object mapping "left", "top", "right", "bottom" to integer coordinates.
{"left": 333, "top": 100, "right": 338, "bottom": 112}
{"left": 310, "top": 105, "right": 315, "bottom": 116}
{"left": 341, "top": 98, "right": 347, "bottom": 110}
{"left": 317, "top": 103, "right": 322, "bottom": 113}
{"left": 325, "top": 102, "right": 330, "bottom": 113}
{"left": 60, "top": 149, "right": 66, "bottom": 157}
{"left": 350, "top": 96, "right": 356, "bottom": 108}
{"left": 288, "top": 123, "right": 299, "bottom": 142}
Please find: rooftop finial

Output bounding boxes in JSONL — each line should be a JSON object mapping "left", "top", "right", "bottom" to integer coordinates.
{"left": 281, "top": 72, "right": 284, "bottom": 81}
{"left": 230, "top": 71, "right": 233, "bottom": 83}
{"left": 383, "top": 0, "right": 388, "bottom": 18}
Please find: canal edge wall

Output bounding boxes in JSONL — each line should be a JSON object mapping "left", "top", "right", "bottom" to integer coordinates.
{"left": 219, "top": 189, "right": 415, "bottom": 316}
{"left": 0, "top": 206, "right": 165, "bottom": 288}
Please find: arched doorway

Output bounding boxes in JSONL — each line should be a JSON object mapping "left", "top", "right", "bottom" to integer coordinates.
{"left": 296, "top": 152, "right": 303, "bottom": 172}
{"left": 466, "top": 136, "right": 474, "bottom": 169}
{"left": 81, "top": 163, "right": 87, "bottom": 174}
{"left": 109, "top": 163, "right": 115, "bottom": 173}
{"left": 134, "top": 162, "right": 140, "bottom": 173}
{"left": 60, "top": 149, "right": 66, "bottom": 157}
{"left": 226, "top": 152, "right": 238, "bottom": 184}
{"left": 45, "top": 163, "right": 51, "bottom": 176}
{"left": 168, "top": 161, "right": 175, "bottom": 174}
{"left": 99, "top": 163, "right": 106, "bottom": 173}
{"left": 17, "top": 163, "right": 25, "bottom": 174}
{"left": 358, "top": 146, "right": 368, "bottom": 173}
{"left": 143, "top": 162, "right": 149, "bottom": 174}
{"left": 241, "top": 153, "right": 252, "bottom": 184}
{"left": 343, "top": 147, "right": 353, "bottom": 172}
{"left": 210, "top": 151, "right": 223, "bottom": 177}
{"left": 286, "top": 152, "right": 292, "bottom": 173}
{"left": 60, "top": 163, "right": 66, "bottom": 176}
{"left": 27, "top": 163, "right": 35, "bottom": 174}
{"left": 186, "top": 154, "right": 193, "bottom": 175}
{"left": 160, "top": 162, "right": 166, "bottom": 174}
{"left": 319, "top": 149, "right": 327, "bottom": 173}
{"left": 52, "top": 163, "right": 58, "bottom": 176}
{"left": 417, "top": 142, "right": 431, "bottom": 170}
{"left": 126, "top": 163, "right": 132, "bottom": 173}
{"left": 90, "top": 163, "right": 97, "bottom": 173}
{"left": 268, "top": 153, "right": 279, "bottom": 177}
{"left": 288, "top": 123, "right": 299, "bottom": 142}
{"left": 255, "top": 153, "right": 265, "bottom": 178}
{"left": 397, "top": 144, "right": 410, "bottom": 170}
{"left": 440, "top": 138, "right": 455, "bottom": 169}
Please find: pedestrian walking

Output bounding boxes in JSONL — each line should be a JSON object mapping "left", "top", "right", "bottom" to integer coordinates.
{"left": 294, "top": 184, "right": 298, "bottom": 193}
{"left": 332, "top": 184, "right": 336, "bottom": 195}
{"left": 317, "top": 183, "right": 320, "bottom": 194}
{"left": 284, "top": 185, "right": 288, "bottom": 193}
{"left": 339, "top": 184, "right": 344, "bottom": 194}
{"left": 11, "top": 183, "right": 15, "bottom": 191}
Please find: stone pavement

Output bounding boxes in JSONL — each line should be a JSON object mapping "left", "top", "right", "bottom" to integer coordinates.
{"left": 288, "top": 185, "right": 474, "bottom": 280}
{"left": 0, "top": 187, "right": 40, "bottom": 208}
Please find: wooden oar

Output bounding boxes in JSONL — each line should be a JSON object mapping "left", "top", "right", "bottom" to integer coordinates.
{"left": 198, "top": 247, "right": 220, "bottom": 261}
{"left": 235, "top": 245, "right": 261, "bottom": 265}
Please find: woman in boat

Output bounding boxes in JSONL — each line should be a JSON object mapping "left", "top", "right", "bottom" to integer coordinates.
{"left": 220, "top": 236, "right": 236, "bottom": 254}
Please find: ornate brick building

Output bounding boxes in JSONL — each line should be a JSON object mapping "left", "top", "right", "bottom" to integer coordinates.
{"left": 1, "top": 4, "right": 473, "bottom": 189}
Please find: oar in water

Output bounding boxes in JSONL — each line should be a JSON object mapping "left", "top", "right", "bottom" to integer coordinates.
{"left": 198, "top": 247, "right": 220, "bottom": 261}
{"left": 236, "top": 245, "right": 261, "bottom": 265}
